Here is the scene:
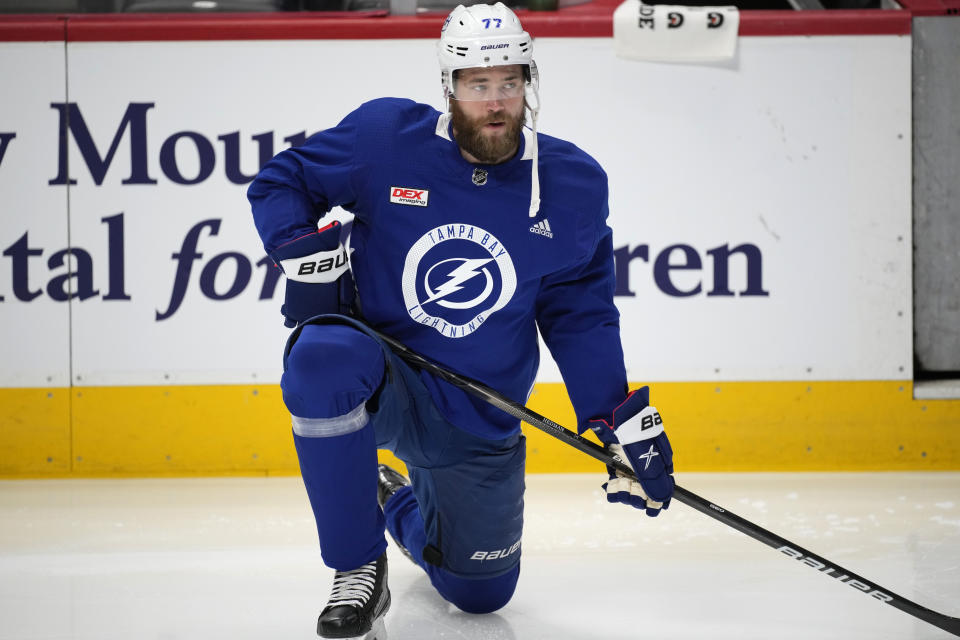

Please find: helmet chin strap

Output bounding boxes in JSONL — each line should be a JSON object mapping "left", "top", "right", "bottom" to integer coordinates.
{"left": 526, "top": 84, "right": 541, "bottom": 218}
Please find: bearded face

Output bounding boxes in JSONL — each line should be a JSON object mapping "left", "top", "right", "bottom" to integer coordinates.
{"left": 450, "top": 98, "right": 526, "bottom": 164}
{"left": 449, "top": 66, "right": 527, "bottom": 165}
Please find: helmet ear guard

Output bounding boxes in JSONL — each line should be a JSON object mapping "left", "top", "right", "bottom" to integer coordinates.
{"left": 525, "top": 59, "right": 539, "bottom": 97}
{"left": 524, "top": 60, "right": 540, "bottom": 112}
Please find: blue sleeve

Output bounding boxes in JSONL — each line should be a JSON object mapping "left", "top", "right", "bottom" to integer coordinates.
{"left": 535, "top": 199, "right": 628, "bottom": 433}
{"left": 247, "top": 108, "right": 363, "bottom": 253}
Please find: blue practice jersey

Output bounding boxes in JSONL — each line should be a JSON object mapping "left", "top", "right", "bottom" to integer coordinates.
{"left": 249, "top": 98, "right": 627, "bottom": 439}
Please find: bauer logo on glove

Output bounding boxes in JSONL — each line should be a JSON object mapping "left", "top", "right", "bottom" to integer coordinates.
{"left": 588, "top": 386, "right": 675, "bottom": 517}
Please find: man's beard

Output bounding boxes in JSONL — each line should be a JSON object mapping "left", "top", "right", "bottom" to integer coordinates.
{"left": 450, "top": 100, "right": 526, "bottom": 164}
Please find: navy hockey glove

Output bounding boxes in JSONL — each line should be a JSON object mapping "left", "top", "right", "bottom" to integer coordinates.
{"left": 269, "top": 220, "right": 353, "bottom": 328}
{"left": 588, "top": 386, "right": 675, "bottom": 517}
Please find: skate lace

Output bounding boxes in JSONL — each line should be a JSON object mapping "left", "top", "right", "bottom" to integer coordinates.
{"left": 328, "top": 561, "right": 377, "bottom": 609}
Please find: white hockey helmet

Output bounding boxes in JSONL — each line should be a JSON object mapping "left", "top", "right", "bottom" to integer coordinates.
{"left": 437, "top": 2, "right": 539, "bottom": 102}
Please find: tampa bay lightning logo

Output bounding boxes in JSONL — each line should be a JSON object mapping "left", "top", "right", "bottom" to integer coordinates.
{"left": 402, "top": 224, "right": 517, "bottom": 338}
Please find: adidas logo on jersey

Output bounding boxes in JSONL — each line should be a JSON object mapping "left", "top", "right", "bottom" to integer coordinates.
{"left": 529, "top": 219, "right": 553, "bottom": 238}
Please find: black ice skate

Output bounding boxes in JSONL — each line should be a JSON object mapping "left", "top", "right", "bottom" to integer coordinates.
{"left": 376, "top": 464, "right": 414, "bottom": 563}
{"left": 317, "top": 552, "right": 390, "bottom": 640}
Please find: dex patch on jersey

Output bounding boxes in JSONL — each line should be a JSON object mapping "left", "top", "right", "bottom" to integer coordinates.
{"left": 390, "top": 186, "right": 429, "bottom": 207}
{"left": 402, "top": 224, "right": 517, "bottom": 338}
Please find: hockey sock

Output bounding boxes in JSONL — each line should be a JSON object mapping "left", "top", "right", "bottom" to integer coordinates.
{"left": 293, "top": 423, "right": 387, "bottom": 571}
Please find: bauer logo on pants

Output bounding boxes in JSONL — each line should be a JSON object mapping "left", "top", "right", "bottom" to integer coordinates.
{"left": 402, "top": 224, "right": 517, "bottom": 338}
{"left": 470, "top": 539, "right": 521, "bottom": 561}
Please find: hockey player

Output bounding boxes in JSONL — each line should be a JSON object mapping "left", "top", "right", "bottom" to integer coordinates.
{"left": 248, "top": 3, "right": 675, "bottom": 638}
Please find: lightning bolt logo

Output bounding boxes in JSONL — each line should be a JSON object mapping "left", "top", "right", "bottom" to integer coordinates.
{"left": 401, "top": 224, "right": 517, "bottom": 339}
{"left": 423, "top": 258, "right": 494, "bottom": 309}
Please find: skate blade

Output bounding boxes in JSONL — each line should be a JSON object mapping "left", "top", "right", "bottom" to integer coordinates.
{"left": 337, "top": 618, "right": 386, "bottom": 640}
{"left": 363, "top": 618, "right": 386, "bottom": 640}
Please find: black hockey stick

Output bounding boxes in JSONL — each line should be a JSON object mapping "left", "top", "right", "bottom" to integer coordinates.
{"left": 373, "top": 329, "right": 960, "bottom": 637}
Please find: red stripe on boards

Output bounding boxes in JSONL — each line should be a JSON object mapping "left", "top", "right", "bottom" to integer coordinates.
{"left": 0, "top": 3, "right": 911, "bottom": 42}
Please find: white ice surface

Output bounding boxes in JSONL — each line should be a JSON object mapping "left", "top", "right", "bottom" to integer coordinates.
{"left": 1, "top": 473, "right": 958, "bottom": 640}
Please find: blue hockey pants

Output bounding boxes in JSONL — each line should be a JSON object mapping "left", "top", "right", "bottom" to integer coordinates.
{"left": 281, "top": 315, "right": 525, "bottom": 614}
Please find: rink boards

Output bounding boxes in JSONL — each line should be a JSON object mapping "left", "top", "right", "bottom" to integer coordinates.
{"left": 1, "top": 12, "right": 958, "bottom": 475}
{"left": 2, "top": 380, "right": 958, "bottom": 476}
